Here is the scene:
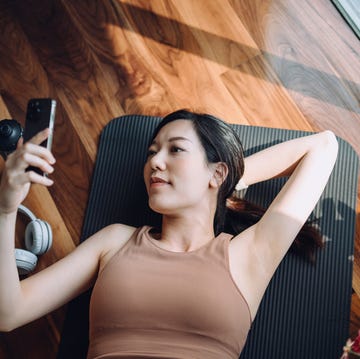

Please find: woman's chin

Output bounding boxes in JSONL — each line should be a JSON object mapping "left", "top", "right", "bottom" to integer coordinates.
{"left": 149, "top": 201, "right": 176, "bottom": 215}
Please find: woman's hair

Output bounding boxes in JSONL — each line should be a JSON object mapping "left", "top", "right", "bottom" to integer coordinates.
{"left": 151, "top": 109, "right": 323, "bottom": 262}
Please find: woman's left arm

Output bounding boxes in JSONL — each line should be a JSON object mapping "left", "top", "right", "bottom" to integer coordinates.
{"left": 242, "top": 130, "right": 338, "bottom": 188}
{"left": 240, "top": 130, "right": 338, "bottom": 270}
{"left": 230, "top": 131, "right": 338, "bottom": 319}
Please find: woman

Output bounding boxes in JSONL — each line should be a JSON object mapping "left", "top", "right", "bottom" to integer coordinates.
{"left": 0, "top": 110, "right": 338, "bottom": 358}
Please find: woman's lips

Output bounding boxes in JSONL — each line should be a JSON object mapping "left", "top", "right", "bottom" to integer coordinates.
{"left": 150, "top": 176, "right": 169, "bottom": 187}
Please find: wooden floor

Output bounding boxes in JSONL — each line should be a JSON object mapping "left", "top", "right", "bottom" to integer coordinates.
{"left": 0, "top": 0, "right": 359, "bottom": 357}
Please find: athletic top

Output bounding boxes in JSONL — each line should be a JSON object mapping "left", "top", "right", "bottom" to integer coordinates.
{"left": 88, "top": 226, "right": 251, "bottom": 359}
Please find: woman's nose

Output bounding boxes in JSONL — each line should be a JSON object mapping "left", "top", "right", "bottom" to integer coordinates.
{"left": 150, "top": 152, "right": 166, "bottom": 171}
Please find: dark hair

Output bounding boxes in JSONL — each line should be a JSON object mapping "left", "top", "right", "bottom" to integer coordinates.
{"left": 152, "top": 109, "right": 323, "bottom": 262}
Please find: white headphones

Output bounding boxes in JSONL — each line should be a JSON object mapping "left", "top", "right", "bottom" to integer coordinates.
{"left": 15, "top": 205, "right": 53, "bottom": 275}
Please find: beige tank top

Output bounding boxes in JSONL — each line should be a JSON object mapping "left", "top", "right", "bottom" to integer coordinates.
{"left": 88, "top": 226, "right": 251, "bottom": 359}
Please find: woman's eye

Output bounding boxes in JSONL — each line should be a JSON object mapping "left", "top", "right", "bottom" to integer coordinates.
{"left": 146, "top": 149, "right": 156, "bottom": 157}
{"left": 171, "top": 146, "right": 184, "bottom": 153}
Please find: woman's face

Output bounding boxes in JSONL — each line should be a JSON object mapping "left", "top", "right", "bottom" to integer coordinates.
{"left": 143, "top": 120, "right": 215, "bottom": 215}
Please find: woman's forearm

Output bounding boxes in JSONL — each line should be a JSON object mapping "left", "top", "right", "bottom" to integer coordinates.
{"left": 241, "top": 131, "right": 337, "bottom": 187}
{"left": 0, "top": 211, "right": 24, "bottom": 331}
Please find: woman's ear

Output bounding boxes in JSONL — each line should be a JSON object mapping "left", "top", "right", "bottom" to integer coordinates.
{"left": 209, "top": 162, "right": 228, "bottom": 188}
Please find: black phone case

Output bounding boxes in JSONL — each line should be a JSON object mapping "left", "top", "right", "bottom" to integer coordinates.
{"left": 24, "top": 98, "right": 56, "bottom": 175}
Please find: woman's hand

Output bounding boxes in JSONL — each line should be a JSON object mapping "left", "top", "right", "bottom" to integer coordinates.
{"left": 0, "top": 128, "right": 56, "bottom": 214}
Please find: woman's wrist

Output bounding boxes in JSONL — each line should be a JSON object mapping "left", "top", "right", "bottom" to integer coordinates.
{"left": 0, "top": 204, "right": 18, "bottom": 217}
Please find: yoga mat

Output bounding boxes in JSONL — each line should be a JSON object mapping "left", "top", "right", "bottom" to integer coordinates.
{"left": 58, "top": 115, "right": 358, "bottom": 359}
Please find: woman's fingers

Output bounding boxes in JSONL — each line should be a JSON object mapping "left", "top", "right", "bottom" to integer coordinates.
{"left": 17, "top": 171, "right": 54, "bottom": 187}
{"left": 16, "top": 128, "right": 49, "bottom": 148}
{"left": 22, "top": 128, "right": 56, "bottom": 163}
{"left": 0, "top": 129, "right": 56, "bottom": 213}
{"left": 7, "top": 144, "right": 55, "bottom": 173}
{"left": 28, "top": 128, "right": 50, "bottom": 145}
{"left": 16, "top": 136, "right": 24, "bottom": 149}
{"left": 21, "top": 142, "right": 56, "bottom": 165}
{"left": 5, "top": 131, "right": 56, "bottom": 185}
{"left": 7, "top": 168, "right": 53, "bottom": 187}
{"left": 21, "top": 152, "right": 54, "bottom": 174}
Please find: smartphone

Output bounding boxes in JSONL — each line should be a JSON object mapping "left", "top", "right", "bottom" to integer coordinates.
{"left": 23, "top": 98, "right": 56, "bottom": 175}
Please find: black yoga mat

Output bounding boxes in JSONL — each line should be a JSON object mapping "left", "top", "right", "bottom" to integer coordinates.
{"left": 58, "top": 115, "right": 358, "bottom": 359}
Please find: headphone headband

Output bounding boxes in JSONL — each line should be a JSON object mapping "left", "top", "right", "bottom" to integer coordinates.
{"left": 18, "top": 204, "right": 37, "bottom": 221}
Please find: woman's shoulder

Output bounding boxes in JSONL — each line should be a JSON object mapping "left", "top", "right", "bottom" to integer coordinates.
{"left": 102, "top": 222, "right": 138, "bottom": 235}
{"left": 96, "top": 224, "right": 147, "bottom": 270}
{"left": 98, "top": 223, "right": 142, "bottom": 249}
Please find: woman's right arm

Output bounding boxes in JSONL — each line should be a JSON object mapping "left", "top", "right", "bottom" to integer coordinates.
{"left": 0, "top": 128, "right": 55, "bottom": 330}
{"left": 0, "top": 216, "right": 123, "bottom": 331}
{"left": 0, "top": 222, "right": 134, "bottom": 331}
{"left": 0, "top": 129, "right": 134, "bottom": 331}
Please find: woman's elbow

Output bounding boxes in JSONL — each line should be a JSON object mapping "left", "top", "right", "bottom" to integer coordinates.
{"left": 0, "top": 319, "right": 17, "bottom": 332}
{"left": 319, "top": 130, "right": 338, "bottom": 158}
{"left": 320, "top": 130, "right": 338, "bottom": 146}
{"left": 0, "top": 312, "right": 23, "bottom": 332}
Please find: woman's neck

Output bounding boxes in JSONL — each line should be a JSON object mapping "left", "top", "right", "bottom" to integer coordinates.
{"left": 155, "top": 214, "right": 215, "bottom": 252}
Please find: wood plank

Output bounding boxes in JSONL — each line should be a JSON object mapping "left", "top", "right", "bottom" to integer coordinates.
{"left": 0, "top": 2, "right": 51, "bottom": 120}
{"left": 102, "top": 0, "right": 249, "bottom": 122}
{"left": 120, "top": 0, "right": 261, "bottom": 72}
{"left": 0, "top": 1, "right": 97, "bottom": 243}
{"left": 8, "top": 0, "right": 122, "bottom": 161}
{"left": 222, "top": 55, "right": 314, "bottom": 129}
{"left": 60, "top": 1, "right": 180, "bottom": 118}
{"left": 230, "top": 0, "right": 360, "bottom": 152}
{"left": 169, "top": 0, "right": 261, "bottom": 73}
{"left": 351, "top": 292, "right": 360, "bottom": 338}
{"left": 0, "top": 96, "right": 11, "bottom": 119}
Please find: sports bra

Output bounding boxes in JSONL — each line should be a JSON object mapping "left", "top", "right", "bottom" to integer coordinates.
{"left": 88, "top": 226, "right": 251, "bottom": 358}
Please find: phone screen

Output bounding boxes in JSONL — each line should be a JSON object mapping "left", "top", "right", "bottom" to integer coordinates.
{"left": 23, "top": 98, "right": 56, "bottom": 150}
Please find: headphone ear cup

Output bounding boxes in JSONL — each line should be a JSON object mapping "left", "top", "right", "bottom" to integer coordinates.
{"left": 40, "top": 220, "right": 52, "bottom": 253}
{"left": 25, "top": 219, "right": 53, "bottom": 255}
{"left": 14, "top": 248, "right": 38, "bottom": 275}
